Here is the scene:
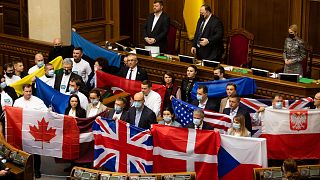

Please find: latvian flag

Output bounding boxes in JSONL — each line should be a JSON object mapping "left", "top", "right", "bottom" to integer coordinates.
{"left": 5, "top": 106, "right": 80, "bottom": 160}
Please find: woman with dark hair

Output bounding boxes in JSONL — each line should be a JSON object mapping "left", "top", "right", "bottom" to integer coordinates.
{"left": 87, "top": 57, "right": 110, "bottom": 90}
{"left": 65, "top": 94, "right": 86, "bottom": 118}
{"left": 158, "top": 107, "right": 181, "bottom": 127}
{"left": 282, "top": 159, "right": 300, "bottom": 180}
{"left": 162, "top": 71, "right": 181, "bottom": 109}
{"left": 180, "top": 65, "right": 198, "bottom": 103}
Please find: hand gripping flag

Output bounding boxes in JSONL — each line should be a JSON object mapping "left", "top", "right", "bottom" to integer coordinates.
{"left": 260, "top": 108, "right": 320, "bottom": 159}
{"left": 218, "top": 134, "right": 267, "bottom": 180}
{"left": 152, "top": 124, "right": 220, "bottom": 180}
{"left": 93, "top": 117, "right": 153, "bottom": 173}
{"left": 172, "top": 97, "right": 232, "bottom": 133}
{"left": 5, "top": 106, "right": 79, "bottom": 159}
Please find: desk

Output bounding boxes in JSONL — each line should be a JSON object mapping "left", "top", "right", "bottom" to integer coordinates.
{"left": 124, "top": 53, "right": 319, "bottom": 99}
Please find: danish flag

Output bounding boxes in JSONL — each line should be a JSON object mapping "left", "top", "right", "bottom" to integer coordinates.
{"left": 151, "top": 124, "right": 220, "bottom": 180}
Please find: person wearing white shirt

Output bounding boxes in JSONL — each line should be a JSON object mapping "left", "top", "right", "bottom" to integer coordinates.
{"left": 66, "top": 78, "right": 89, "bottom": 110}
{"left": 214, "top": 66, "right": 226, "bottom": 80}
{"left": 71, "top": 47, "right": 92, "bottom": 83}
{"left": 39, "top": 63, "right": 55, "bottom": 88}
{"left": 28, "top": 53, "right": 45, "bottom": 74}
{"left": 86, "top": 89, "right": 107, "bottom": 117}
{"left": 108, "top": 97, "right": 127, "bottom": 121}
{"left": 3, "top": 63, "right": 21, "bottom": 85}
{"left": 141, "top": 80, "right": 161, "bottom": 116}
{"left": 13, "top": 84, "right": 48, "bottom": 111}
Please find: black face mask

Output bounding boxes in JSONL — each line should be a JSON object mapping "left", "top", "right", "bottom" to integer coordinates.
{"left": 64, "top": 69, "right": 71, "bottom": 75}
{"left": 289, "top": 33, "right": 295, "bottom": 39}
{"left": 6, "top": 72, "right": 14, "bottom": 78}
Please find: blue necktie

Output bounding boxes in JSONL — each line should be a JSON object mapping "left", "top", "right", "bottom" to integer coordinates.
{"left": 196, "top": 21, "right": 205, "bottom": 47}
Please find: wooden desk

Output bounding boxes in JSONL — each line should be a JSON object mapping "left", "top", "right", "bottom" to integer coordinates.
{"left": 128, "top": 53, "right": 319, "bottom": 99}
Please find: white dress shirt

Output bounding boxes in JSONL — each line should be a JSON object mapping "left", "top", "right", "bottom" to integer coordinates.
{"left": 151, "top": 12, "right": 162, "bottom": 32}
{"left": 198, "top": 98, "right": 208, "bottom": 109}
{"left": 229, "top": 106, "right": 239, "bottom": 120}
{"left": 13, "top": 96, "right": 48, "bottom": 111}
{"left": 144, "top": 90, "right": 161, "bottom": 116}
{"left": 60, "top": 73, "right": 71, "bottom": 93}
{"left": 71, "top": 58, "right": 92, "bottom": 83}
{"left": 87, "top": 102, "right": 101, "bottom": 117}
{"left": 4, "top": 75, "right": 21, "bottom": 85}
{"left": 126, "top": 66, "right": 138, "bottom": 80}
{"left": 112, "top": 111, "right": 123, "bottom": 121}
{"left": 28, "top": 65, "right": 39, "bottom": 74}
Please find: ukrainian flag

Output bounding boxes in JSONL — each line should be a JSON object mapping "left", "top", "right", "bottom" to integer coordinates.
{"left": 183, "top": 0, "right": 204, "bottom": 40}
{"left": 10, "top": 56, "right": 63, "bottom": 96}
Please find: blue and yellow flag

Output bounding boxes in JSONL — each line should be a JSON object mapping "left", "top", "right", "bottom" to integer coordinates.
{"left": 10, "top": 56, "right": 63, "bottom": 96}
{"left": 183, "top": 0, "right": 204, "bottom": 40}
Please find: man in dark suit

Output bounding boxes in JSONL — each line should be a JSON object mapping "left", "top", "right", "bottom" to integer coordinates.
{"left": 54, "top": 58, "right": 87, "bottom": 95}
{"left": 108, "top": 97, "right": 127, "bottom": 121}
{"left": 125, "top": 92, "right": 157, "bottom": 129}
{"left": 186, "top": 109, "right": 214, "bottom": 130}
{"left": 143, "top": 0, "right": 170, "bottom": 53}
{"left": 117, "top": 54, "right": 148, "bottom": 82}
{"left": 223, "top": 92, "right": 252, "bottom": 134}
{"left": 48, "top": 38, "right": 73, "bottom": 61}
{"left": 191, "top": 4, "right": 224, "bottom": 62}
{"left": 191, "top": 85, "right": 220, "bottom": 112}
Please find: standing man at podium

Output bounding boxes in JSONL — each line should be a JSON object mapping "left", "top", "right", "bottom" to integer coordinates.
{"left": 191, "top": 4, "right": 224, "bottom": 62}
{"left": 143, "top": 0, "right": 170, "bottom": 53}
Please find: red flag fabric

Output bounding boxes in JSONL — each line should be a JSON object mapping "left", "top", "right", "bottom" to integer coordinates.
{"left": 151, "top": 124, "right": 220, "bottom": 180}
{"left": 96, "top": 70, "right": 166, "bottom": 101}
{"left": 5, "top": 106, "right": 79, "bottom": 160}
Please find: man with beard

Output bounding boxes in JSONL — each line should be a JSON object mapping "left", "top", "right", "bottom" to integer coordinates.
{"left": 143, "top": 0, "right": 169, "bottom": 53}
{"left": 191, "top": 4, "right": 224, "bottom": 62}
{"left": 70, "top": 47, "right": 92, "bottom": 83}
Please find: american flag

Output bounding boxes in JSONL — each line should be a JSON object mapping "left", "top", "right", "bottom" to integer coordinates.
{"left": 172, "top": 98, "right": 232, "bottom": 133}
{"left": 93, "top": 117, "right": 153, "bottom": 173}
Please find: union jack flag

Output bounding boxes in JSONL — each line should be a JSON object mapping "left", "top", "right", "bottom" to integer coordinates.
{"left": 92, "top": 117, "right": 153, "bottom": 173}
{"left": 172, "top": 97, "right": 232, "bottom": 133}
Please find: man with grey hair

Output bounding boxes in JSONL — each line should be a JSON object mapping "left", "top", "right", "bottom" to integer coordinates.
{"left": 54, "top": 58, "right": 87, "bottom": 94}
{"left": 186, "top": 109, "right": 214, "bottom": 130}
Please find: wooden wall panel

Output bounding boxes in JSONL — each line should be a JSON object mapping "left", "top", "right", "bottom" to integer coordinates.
{"left": 307, "top": 1, "right": 320, "bottom": 56}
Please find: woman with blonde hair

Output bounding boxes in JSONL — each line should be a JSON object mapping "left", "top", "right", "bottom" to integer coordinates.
{"left": 227, "top": 114, "right": 251, "bottom": 137}
{"left": 283, "top": 24, "right": 306, "bottom": 76}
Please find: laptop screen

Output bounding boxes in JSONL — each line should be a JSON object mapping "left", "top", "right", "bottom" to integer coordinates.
{"left": 135, "top": 48, "right": 151, "bottom": 56}
{"left": 178, "top": 55, "right": 195, "bottom": 64}
{"left": 202, "top": 59, "right": 220, "bottom": 68}
{"left": 278, "top": 73, "right": 300, "bottom": 83}
{"left": 251, "top": 68, "right": 269, "bottom": 77}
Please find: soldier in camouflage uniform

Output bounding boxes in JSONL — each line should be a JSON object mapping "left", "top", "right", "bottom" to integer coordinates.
{"left": 283, "top": 24, "right": 306, "bottom": 76}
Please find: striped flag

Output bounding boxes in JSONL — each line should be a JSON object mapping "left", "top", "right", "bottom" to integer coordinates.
{"left": 172, "top": 97, "right": 232, "bottom": 133}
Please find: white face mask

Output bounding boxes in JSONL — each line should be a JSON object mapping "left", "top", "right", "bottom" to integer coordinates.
{"left": 275, "top": 102, "right": 283, "bottom": 109}
{"left": 163, "top": 116, "right": 172, "bottom": 122}
{"left": 193, "top": 118, "right": 202, "bottom": 126}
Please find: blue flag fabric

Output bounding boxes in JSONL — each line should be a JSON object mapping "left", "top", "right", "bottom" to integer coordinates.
{"left": 191, "top": 77, "right": 256, "bottom": 99}
{"left": 71, "top": 31, "right": 121, "bottom": 67}
{"left": 171, "top": 97, "right": 199, "bottom": 127}
{"left": 35, "top": 78, "right": 69, "bottom": 114}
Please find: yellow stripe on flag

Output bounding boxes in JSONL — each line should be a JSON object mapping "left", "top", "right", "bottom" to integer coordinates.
{"left": 183, "top": 0, "right": 204, "bottom": 40}
{"left": 10, "top": 56, "right": 63, "bottom": 96}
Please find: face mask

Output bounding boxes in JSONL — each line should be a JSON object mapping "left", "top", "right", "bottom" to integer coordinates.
{"left": 5, "top": 72, "right": 13, "bottom": 78}
{"left": 133, "top": 101, "right": 142, "bottom": 109}
{"left": 114, "top": 105, "right": 122, "bottom": 113}
{"left": 0, "top": 82, "right": 6, "bottom": 89}
{"left": 233, "top": 123, "right": 240, "bottom": 129}
{"left": 48, "top": 70, "right": 54, "bottom": 77}
{"left": 275, "top": 102, "right": 283, "bottom": 109}
{"left": 91, "top": 99, "right": 99, "bottom": 105}
{"left": 37, "top": 61, "right": 44, "bottom": 68}
{"left": 196, "top": 94, "right": 203, "bottom": 101}
{"left": 289, "top": 33, "right": 295, "bottom": 39}
{"left": 64, "top": 69, "right": 71, "bottom": 75}
{"left": 163, "top": 116, "right": 172, "bottom": 122}
{"left": 193, "top": 118, "right": 202, "bottom": 126}
{"left": 69, "top": 87, "right": 76, "bottom": 94}
{"left": 54, "top": 46, "right": 62, "bottom": 50}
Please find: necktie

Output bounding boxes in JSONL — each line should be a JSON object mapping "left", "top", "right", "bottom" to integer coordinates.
{"left": 128, "top": 69, "right": 133, "bottom": 80}
{"left": 196, "top": 21, "right": 205, "bottom": 47}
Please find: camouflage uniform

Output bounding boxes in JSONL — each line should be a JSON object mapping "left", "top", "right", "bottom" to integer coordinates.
{"left": 283, "top": 37, "right": 306, "bottom": 76}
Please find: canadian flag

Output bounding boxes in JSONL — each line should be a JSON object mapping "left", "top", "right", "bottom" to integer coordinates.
{"left": 260, "top": 108, "right": 320, "bottom": 159}
{"left": 5, "top": 106, "right": 79, "bottom": 160}
{"left": 151, "top": 124, "right": 220, "bottom": 180}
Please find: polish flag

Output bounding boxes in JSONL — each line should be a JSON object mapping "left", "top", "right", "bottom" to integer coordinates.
{"left": 5, "top": 106, "right": 79, "bottom": 160}
{"left": 260, "top": 108, "right": 320, "bottom": 159}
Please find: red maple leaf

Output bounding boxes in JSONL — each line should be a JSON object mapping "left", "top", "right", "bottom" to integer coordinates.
{"left": 29, "top": 117, "right": 56, "bottom": 143}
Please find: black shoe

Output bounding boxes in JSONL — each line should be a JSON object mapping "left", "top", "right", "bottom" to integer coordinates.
{"left": 35, "top": 171, "right": 41, "bottom": 178}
